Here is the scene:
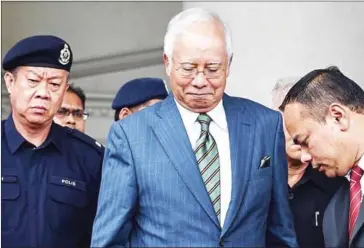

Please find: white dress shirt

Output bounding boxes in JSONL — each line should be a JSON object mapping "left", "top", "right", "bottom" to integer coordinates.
{"left": 175, "top": 99, "right": 232, "bottom": 227}
{"left": 345, "top": 155, "right": 364, "bottom": 199}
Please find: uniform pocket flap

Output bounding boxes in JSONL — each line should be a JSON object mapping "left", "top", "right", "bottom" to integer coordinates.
{"left": 48, "top": 176, "right": 88, "bottom": 208}
{"left": 2, "top": 175, "right": 17, "bottom": 183}
{"left": 1, "top": 176, "right": 20, "bottom": 200}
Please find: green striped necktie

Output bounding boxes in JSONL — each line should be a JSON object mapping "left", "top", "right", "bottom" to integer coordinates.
{"left": 194, "top": 113, "right": 221, "bottom": 222}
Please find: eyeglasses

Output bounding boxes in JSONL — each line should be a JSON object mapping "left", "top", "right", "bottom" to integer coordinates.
{"left": 56, "top": 107, "right": 89, "bottom": 120}
{"left": 175, "top": 62, "right": 226, "bottom": 79}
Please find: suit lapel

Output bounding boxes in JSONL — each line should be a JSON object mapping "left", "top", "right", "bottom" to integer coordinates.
{"left": 323, "top": 182, "right": 350, "bottom": 247}
{"left": 350, "top": 185, "right": 364, "bottom": 246}
{"left": 151, "top": 95, "right": 220, "bottom": 228}
{"left": 221, "top": 95, "right": 254, "bottom": 236}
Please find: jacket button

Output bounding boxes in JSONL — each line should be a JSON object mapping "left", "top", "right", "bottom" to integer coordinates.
{"left": 219, "top": 239, "right": 224, "bottom": 247}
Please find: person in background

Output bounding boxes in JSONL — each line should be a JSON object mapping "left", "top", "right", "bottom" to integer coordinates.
{"left": 1, "top": 35, "right": 104, "bottom": 248}
{"left": 91, "top": 8, "right": 297, "bottom": 247}
{"left": 111, "top": 77, "right": 168, "bottom": 121}
{"left": 54, "top": 83, "right": 89, "bottom": 132}
{"left": 281, "top": 66, "right": 364, "bottom": 247}
{"left": 271, "top": 77, "right": 344, "bottom": 248}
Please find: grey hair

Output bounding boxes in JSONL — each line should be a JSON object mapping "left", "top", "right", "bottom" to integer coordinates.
{"left": 271, "top": 77, "right": 301, "bottom": 110}
{"left": 163, "top": 8, "right": 233, "bottom": 65}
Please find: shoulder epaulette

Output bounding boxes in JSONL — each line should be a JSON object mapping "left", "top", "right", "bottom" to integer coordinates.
{"left": 65, "top": 127, "right": 105, "bottom": 154}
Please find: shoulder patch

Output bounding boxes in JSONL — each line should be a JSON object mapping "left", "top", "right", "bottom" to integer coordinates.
{"left": 65, "top": 127, "right": 105, "bottom": 154}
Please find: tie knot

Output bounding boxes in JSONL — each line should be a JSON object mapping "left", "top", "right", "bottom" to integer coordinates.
{"left": 351, "top": 165, "right": 364, "bottom": 181}
{"left": 197, "top": 113, "right": 212, "bottom": 132}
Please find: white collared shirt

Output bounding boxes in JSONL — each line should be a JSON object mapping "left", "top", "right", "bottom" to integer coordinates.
{"left": 175, "top": 99, "right": 232, "bottom": 227}
{"left": 345, "top": 156, "right": 364, "bottom": 199}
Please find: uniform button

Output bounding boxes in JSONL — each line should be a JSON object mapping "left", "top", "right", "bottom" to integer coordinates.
{"left": 219, "top": 239, "right": 224, "bottom": 247}
{"left": 289, "top": 192, "right": 294, "bottom": 200}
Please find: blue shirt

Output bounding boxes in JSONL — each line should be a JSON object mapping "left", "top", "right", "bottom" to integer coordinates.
{"left": 1, "top": 116, "right": 104, "bottom": 248}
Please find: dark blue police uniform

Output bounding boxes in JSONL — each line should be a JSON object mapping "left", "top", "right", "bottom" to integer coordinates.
{"left": 1, "top": 35, "right": 104, "bottom": 248}
{"left": 2, "top": 117, "right": 104, "bottom": 247}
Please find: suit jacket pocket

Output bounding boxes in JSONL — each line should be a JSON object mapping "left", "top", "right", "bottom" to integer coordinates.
{"left": 247, "top": 174, "right": 272, "bottom": 203}
{"left": 250, "top": 166, "right": 272, "bottom": 181}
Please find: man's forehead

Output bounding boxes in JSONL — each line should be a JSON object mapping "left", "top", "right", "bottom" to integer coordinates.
{"left": 61, "top": 103, "right": 83, "bottom": 110}
{"left": 284, "top": 102, "right": 305, "bottom": 112}
{"left": 283, "top": 103, "right": 307, "bottom": 132}
{"left": 20, "top": 66, "right": 68, "bottom": 78}
{"left": 62, "top": 92, "right": 83, "bottom": 109}
{"left": 173, "top": 26, "right": 227, "bottom": 56}
{"left": 173, "top": 47, "right": 226, "bottom": 64}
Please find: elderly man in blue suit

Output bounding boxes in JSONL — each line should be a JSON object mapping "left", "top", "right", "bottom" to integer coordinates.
{"left": 91, "top": 7, "right": 297, "bottom": 247}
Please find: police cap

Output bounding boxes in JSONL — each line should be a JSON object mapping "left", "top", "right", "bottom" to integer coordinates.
{"left": 2, "top": 35, "right": 73, "bottom": 72}
{"left": 111, "top": 77, "right": 168, "bottom": 110}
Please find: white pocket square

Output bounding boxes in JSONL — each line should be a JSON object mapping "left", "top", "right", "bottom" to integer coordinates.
{"left": 259, "top": 155, "right": 271, "bottom": 168}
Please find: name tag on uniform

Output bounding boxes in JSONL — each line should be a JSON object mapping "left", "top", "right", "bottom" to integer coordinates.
{"left": 50, "top": 176, "right": 86, "bottom": 191}
{"left": 61, "top": 179, "right": 76, "bottom": 187}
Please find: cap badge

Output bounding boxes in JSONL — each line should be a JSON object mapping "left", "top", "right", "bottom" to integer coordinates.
{"left": 59, "top": 43, "right": 71, "bottom": 65}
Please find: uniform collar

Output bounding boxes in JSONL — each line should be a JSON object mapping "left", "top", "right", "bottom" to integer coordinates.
{"left": 47, "top": 122, "right": 65, "bottom": 154}
{"left": 4, "top": 115, "right": 64, "bottom": 155}
{"left": 4, "top": 115, "right": 26, "bottom": 154}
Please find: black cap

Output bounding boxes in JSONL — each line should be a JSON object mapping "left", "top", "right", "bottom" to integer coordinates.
{"left": 112, "top": 77, "right": 169, "bottom": 110}
{"left": 2, "top": 35, "right": 73, "bottom": 72}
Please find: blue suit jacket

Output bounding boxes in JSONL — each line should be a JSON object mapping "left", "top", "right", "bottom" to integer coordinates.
{"left": 91, "top": 94, "right": 297, "bottom": 247}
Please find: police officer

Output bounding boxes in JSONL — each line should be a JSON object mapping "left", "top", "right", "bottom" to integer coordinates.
{"left": 112, "top": 77, "right": 168, "bottom": 121}
{"left": 1, "top": 35, "right": 104, "bottom": 247}
{"left": 54, "top": 83, "right": 89, "bottom": 133}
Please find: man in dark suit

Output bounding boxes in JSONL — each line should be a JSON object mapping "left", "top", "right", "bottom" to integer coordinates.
{"left": 272, "top": 78, "right": 344, "bottom": 248}
{"left": 91, "top": 7, "right": 297, "bottom": 247}
{"left": 281, "top": 66, "right": 364, "bottom": 247}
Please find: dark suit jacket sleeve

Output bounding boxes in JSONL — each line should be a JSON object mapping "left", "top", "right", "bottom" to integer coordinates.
{"left": 266, "top": 113, "right": 298, "bottom": 247}
{"left": 91, "top": 121, "right": 137, "bottom": 247}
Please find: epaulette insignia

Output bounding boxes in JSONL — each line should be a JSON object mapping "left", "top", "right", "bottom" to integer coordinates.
{"left": 66, "top": 127, "right": 104, "bottom": 154}
{"left": 95, "top": 141, "right": 102, "bottom": 148}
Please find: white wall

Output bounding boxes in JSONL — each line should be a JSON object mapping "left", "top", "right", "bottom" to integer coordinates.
{"left": 1, "top": 2, "right": 182, "bottom": 143}
{"left": 184, "top": 2, "right": 364, "bottom": 106}
{"left": 72, "top": 64, "right": 169, "bottom": 144}
{"left": 72, "top": 64, "right": 169, "bottom": 95}
{"left": 1, "top": 2, "right": 181, "bottom": 60}
{"left": 3, "top": 2, "right": 363, "bottom": 141}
